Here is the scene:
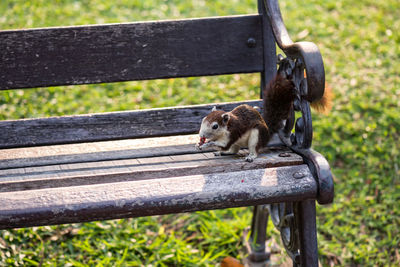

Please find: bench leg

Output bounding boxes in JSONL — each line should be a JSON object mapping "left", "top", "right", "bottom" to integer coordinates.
{"left": 244, "top": 205, "right": 270, "bottom": 265}
{"left": 244, "top": 201, "right": 319, "bottom": 266}
{"left": 267, "top": 201, "right": 319, "bottom": 267}
{"left": 297, "top": 200, "right": 319, "bottom": 267}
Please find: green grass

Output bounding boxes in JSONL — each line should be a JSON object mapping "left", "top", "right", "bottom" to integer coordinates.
{"left": 1, "top": 0, "right": 399, "bottom": 266}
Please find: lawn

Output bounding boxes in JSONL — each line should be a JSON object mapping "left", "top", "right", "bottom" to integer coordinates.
{"left": 0, "top": 0, "right": 399, "bottom": 266}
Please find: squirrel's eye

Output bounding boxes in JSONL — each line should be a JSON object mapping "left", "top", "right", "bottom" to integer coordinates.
{"left": 212, "top": 124, "right": 219, "bottom": 130}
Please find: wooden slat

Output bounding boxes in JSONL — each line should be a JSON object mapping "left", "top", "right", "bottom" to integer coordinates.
{"left": 258, "top": 0, "right": 277, "bottom": 98}
{"left": 0, "top": 100, "right": 262, "bottom": 148}
{"left": 0, "top": 15, "right": 264, "bottom": 90}
{"left": 0, "top": 135, "right": 200, "bottom": 169}
{"left": 0, "top": 164, "right": 316, "bottom": 229}
{"left": 0, "top": 132, "right": 285, "bottom": 171}
{"left": 0, "top": 149, "right": 303, "bottom": 192}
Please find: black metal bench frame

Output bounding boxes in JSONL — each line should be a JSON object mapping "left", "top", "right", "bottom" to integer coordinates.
{"left": 0, "top": 0, "right": 333, "bottom": 266}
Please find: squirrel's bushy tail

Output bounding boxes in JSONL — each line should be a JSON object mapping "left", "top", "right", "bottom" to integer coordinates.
{"left": 310, "top": 83, "right": 333, "bottom": 114}
{"left": 263, "top": 74, "right": 333, "bottom": 133}
{"left": 263, "top": 74, "right": 296, "bottom": 134}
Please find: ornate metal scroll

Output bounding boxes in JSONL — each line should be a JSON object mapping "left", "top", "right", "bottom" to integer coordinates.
{"left": 249, "top": 0, "right": 333, "bottom": 265}
{"left": 269, "top": 202, "right": 301, "bottom": 265}
{"left": 267, "top": 54, "right": 315, "bottom": 265}
{"left": 275, "top": 55, "right": 334, "bottom": 206}
{"left": 277, "top": 54, "right": 313, "bottom": 150}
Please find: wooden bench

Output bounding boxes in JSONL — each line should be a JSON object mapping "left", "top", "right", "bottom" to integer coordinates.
{"left": 0, "top": 0, "right": 333, "bottom": 266}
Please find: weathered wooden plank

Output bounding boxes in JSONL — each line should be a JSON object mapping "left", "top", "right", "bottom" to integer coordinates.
{"left": 0, "top": 133, "right": 286, "bottom": 171}
{"left": 169, "top": 153, "right": 209, "bottom": 161}
{"left": 0, "top": 15, "right": 264, "bottom": 90}
{"left": 0, "top": 100, "right": 263, "bottom": 149}
{"left": 257, "top": 0, "right": 277, "bottom": 98}
{"left": 136, "top": 156, "right": 173, "bottom": 165}
{"left": 0, "top": 149, "right": 303, "bottom": 192}
{"left": 0, "top": 135, "right": 201, "bottom": 169}
{"left": 0, "top": 165, "right": 316, "bottom": 229}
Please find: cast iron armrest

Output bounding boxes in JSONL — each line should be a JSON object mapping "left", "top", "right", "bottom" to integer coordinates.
{"left": 265, "top": 0, "right": 325, "bottom": 103}
{"left": 262, "top": 0, "right": 333, "bottom": 205}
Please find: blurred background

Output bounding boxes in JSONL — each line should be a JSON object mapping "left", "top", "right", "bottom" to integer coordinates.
{"left": 0, "top": 0, "right": 399, "bottom": 266}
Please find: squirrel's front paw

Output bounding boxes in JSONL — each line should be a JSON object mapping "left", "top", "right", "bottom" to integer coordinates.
{"left": 200, "top": 141, "right": 216, "bottom": 149}
{"left": 213, "top": 151, "right": 222, "bottom": 157}
{"left": 196, "top": 142, "right": 211, "bottom": 150}
{"left": 245, "top": 155, "right": 256, "bottom": 162}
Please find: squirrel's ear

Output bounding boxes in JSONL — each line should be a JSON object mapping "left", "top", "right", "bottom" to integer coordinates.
{"left": 221, "top": 113, "right": 230, "bottom": 124}
{"left": 211, "top": 106, "right": 217, "bottom": 112}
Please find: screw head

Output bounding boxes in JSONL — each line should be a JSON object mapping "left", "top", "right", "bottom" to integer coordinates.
{"left": 293, "top": 171, "right": 306, "bottom": 179}
{"left": 279, "top": 152, "right": 291, "bottom": 157}
{"left": 247, "top": 37, "right": 256, "bottom": 48}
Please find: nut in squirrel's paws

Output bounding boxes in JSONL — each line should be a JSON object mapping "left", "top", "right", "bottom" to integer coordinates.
{"left": 195, "top": 143, "right": 208, "bottom": 150}
{"left": 198, "top": 136, "right": 206, "bottom": 146}
{"left": 195, "top": 137, "right": 207, "bottom": 150}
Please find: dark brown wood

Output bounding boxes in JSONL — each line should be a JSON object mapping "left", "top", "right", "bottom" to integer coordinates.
{"left": 0, "top": 148, "right": 303, "bottom": 192}
{"left": 0, "top": 135, "right": 200, "bottom": 169}
{"left": 0, "top": 164, "right": 316, "bottom": 229}
{"left": 258, "top": 0, "right": 277, "bottom": 99}
{"left": 0, "top": 15, "right": 265, "bottom": 90}
{"left": 0, "top": 100, "right": 263, "bottom": 148}
{"left": 0, "top": 134, "right": 287, "bottom": 170}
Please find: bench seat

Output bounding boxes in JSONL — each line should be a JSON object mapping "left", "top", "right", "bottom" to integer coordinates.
{"left": 0, "top": 135, "right": 316, "bottom": 229}
{"left": 0, "top": 0, "right": 334, "bottom": 264}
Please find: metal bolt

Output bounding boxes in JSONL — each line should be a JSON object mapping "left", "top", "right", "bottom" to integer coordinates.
{"left": 293, "top": 171, "right": 306, "bottom": 179}
{"left": 247, "top": 37, "right": 256, "bottom": 48}
{"left": 279, "top": 152, "right": 291, "bottom": 157}
{"left": 294, "top": 253, "right": 301, "bottom": 264}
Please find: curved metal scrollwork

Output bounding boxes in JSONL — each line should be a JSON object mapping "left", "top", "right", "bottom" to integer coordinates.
{"left": 258, "top": 0, "right": 329, "bottom": 265}
{"left": 268, "top": 202, "right": 300, "bottom": 265}
{"left": 268, "top": 55, "right": 315, "bottom": 265}
{"left": 277, "top": 54, "right": 313, "bottom": 150}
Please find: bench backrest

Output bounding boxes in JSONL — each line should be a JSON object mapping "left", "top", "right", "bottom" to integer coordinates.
{"left": 0, "top": 1, "right": 276, "bottom": 148}
{"left": 1, "top": 15, "right": 269, "bottom": 90}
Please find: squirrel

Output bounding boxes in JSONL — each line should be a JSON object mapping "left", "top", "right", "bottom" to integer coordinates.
{"left": 196, "top": 74, "right": 332, "bottom": 162}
